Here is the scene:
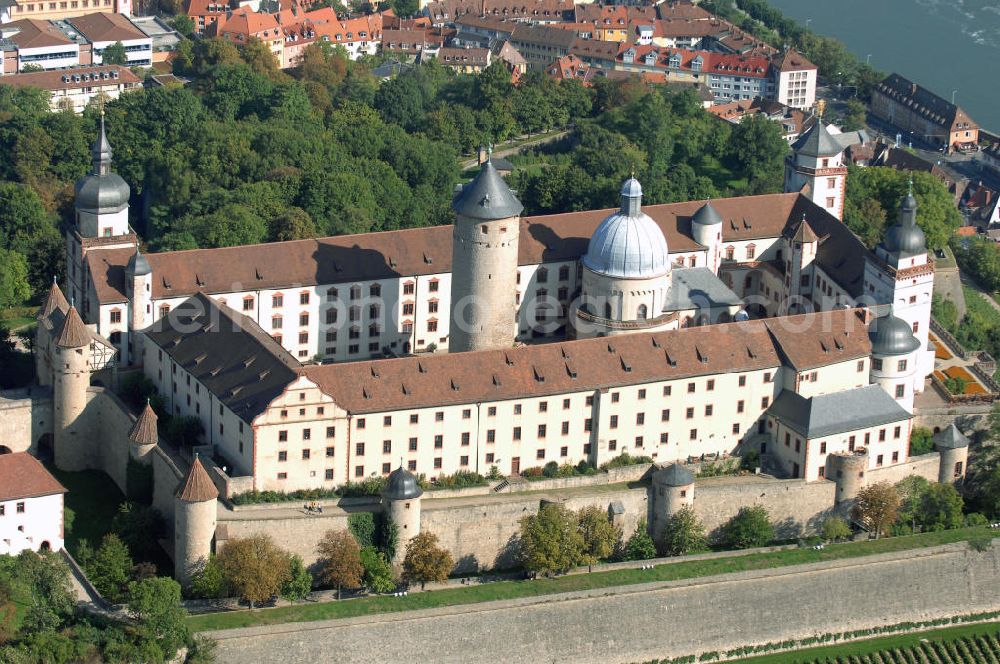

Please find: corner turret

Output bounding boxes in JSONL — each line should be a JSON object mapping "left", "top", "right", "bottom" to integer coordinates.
{"left": 382, "top": 464, "right": 422, "bottom": 566}
{"left": 174, "top": 455, "right": 218, "bottom": 588}
{"left": 933, "top": 424, "right": 969, "bottom": 484}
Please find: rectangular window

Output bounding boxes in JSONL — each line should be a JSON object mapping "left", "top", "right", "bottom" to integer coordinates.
{"left": 706, "top": 379, "right": 715, "bottom": 391}
{"left": 434, "top": 435, "right": 443, "bottom": 448}
{"left": 857, "top": 360, "right": 865, "bottom": 372}
{"left": 408, "top": 437, "right": 417, "bottom": 451}
{"left": 737, "top": 400, "right": 745, "bottom": 413}
{"left": 410, "top": 414, "right": 418, "bottom": 424}
{"left": 355, "top": 465, "right": 364, "bottom": 477}
{"left": 611, "top": 392, "right": 620, "bottom": 403}
{"left": 610, "top": 415, "right": 618, "bottom": 429}
{"left": 761, "top": 397, "right": 769, "bottom": 408}
{"left": 873, "top": 359, "right": 883, "bottom": 371}
{"left": 689, "top": 428, "right": 697, "bottom": 440}
{"left": 704, "top": 405, "right": 713, "bottom": 417}
{"left": 461, "top": 432, "right": 470, "bottom": 446}
{"left": 895, "top": 384, "right": 905, "bottom": 398}
{"left": 894, "top": 426, "right": 901, "bottom": 439}
{"left": 434, "top": 458, "right": 442, "bottom": 469}
{"left": 687, "top": 382, "right": 695, "bottom": 393}
{"left": 536, "top": 449, "right": 545, "bottom": 460}
{"left": 278, "top": 451, "right": 287, "bottom": 462}
{"left": 820, "top": 442, "right": 827, "bottom": 453}
{"left": 892, "top": 451, "right": 899, "bottom": 463}
{"left": 326, "top": 446, "right": 335, "bottom": 457}
{"left": 383, "top": 440, "right": 392, "bottom": 453}
{"left": 487, "top": 429, "right": 496, "bottom": 443}
{"left": 325, "top": 469, "right": 334, "bottom": 480}
{"left": 608, "top": 440, "right": 617, "bottom": 451}
{"left": 638, "top": 389, "right": 646, "bottom": 400}
{"left": 686, "top": 407, "right": 694, "bottom": 419}
{"left": 463, "top": 409, "right": 471, "bottom": 419}
{"left": 561, "top": 421, "right": 569, "bottom": 435}
{"left": 278, "top": 430, "right": 288, "bottom": 442}
{"left": 302, "top": 449, "right": 310, "bottom": 460}
{"left": 486, "top": 453, "right": 495, "bottom": 463}
{"left": 538, "top": 424, "right": 547, "bottom": 438}
{"left": 636, "top": 413, "right": 645, "bottom": 425}
{"left": 879, "top": 429, "right": 886, "bottom": 442}
{"left": 384, "top": 415, "right": 392, "bottom": 426}
{"left": 488, "top": 406, "right": 497, "bottom": 417}
{"left": 663, "top": 386, "right": 672, "bottom": 396}
{"left": 897, "top": 359, "right": 907, "bottom": 372}
{"left": 539, "top": 401, "right": 548, "bottom": 412}
{"left": 302, "top": 429, "right": 311, "bottom": 441}
{"left": 326, "top": 426, "right": 335, "bottom": 438}
{"left": 460, "top": 455, "right": 469, "bottom": 466}
{"left": 435, "top": 411, "right": 444, "bottom": 422}
{"left": 357, "top": 418, "right": 366, "bottom": 429}
{"left": 732, "top": 423, "right": 740, "bottom": 434}
{"left": 300, "top": 292, "right": 310, "bottom": 305}
{"left": 514, "top": 404, "right": 522, "bottom": 415}
{"left": 356, "top": 442, "right": 365, "bottom": 456}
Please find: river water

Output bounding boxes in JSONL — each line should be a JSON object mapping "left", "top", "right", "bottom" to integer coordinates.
{"left": 765, "top": 0, "right": 1000, "bottom": 132}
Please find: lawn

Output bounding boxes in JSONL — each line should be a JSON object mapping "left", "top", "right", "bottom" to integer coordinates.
{"left": 737, "top": 620, "right": 1000, "bottom": 663}
{"left": 45, "top": 464, "right": 124, "bottom": 556}
{"left": 187, "top": 526, "right": 993, "bottom": 633}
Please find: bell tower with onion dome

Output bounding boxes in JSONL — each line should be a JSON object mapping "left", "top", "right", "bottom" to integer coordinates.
{"left": 66, "top": 113, "right": 136, "bottom": 321}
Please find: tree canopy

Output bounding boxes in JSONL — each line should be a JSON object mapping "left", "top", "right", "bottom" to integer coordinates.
{"left": 402, "top": 531, "right": 453, "bottom": 590}
{"left": 519, "top": 503, "right": 585, "bottom": 575}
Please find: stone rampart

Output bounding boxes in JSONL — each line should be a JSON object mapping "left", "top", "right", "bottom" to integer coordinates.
{"left": 208, "top": 540, "right": 1000, "bottom": 664}
{"left": 866, "top": 453, "right": 940, "bottom": 486}
{"left": 0, "top": 387, "right": 53, "bottom": 453}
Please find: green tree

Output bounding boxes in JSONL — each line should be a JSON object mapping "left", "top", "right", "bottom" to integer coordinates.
{"left": 190, "top": 554, "right": 225, "bottom": 600}
{"left": 840, "top": 98, "right": 868, "bottom": 131}
{"left": 902, "top": 481, "right": 964, "bottom": 532}
{"left": 623, "top": 518, "right": 657, "bottom": 561}
{"left": 402, "top": 531, "right": 453, "bottom": 590}
{"left": 171, "top": 13, "right": 195, "bottom": 38}
{"left": 909, "top": 427, "right": 936, "bottom": 456}
{"left": 728, "top": 112, "right": 788, "bottom": 193}
{"left": 111, "top": 502, "right": 164, "bottom": 563}
{"left": 821, "top": 516, "right": 852, "bottom": 542}
{"left": 269, "top": 206, "right": 316, "bottom": 242}
{"left": 852, "top": 482, "right": 901, "bottom": 539}
{"left": 0, "top": 249, "right": 30, "bottom": 308}
{"left": 281, "top": 554, "right": 313, "bottom": 601}
{"left": 719, "top": 505, "right": 774, "bottom": 549}
{"left": 215, "top": 534, "right": 291, "bottom": 608}
{"left": 660, "top": 506, "right": 708, "bottom": 556}
{"left": 359, "top": 546, "right": 396, "bottom": 594}
{"left": 14, "top": 551, "right": 75, "bottom": 633}
{"left": 519, "top": 503, "right": 585, "bottom": 575}
{"left": 315, "top": 529, "right": 363, "bottom": 599}
{"left": 347, "top": 513, "right": 376, "bottom": 549}
{"left": 576, "top": 505, "right": 620, "bottom": 570}
{"left": 101, "top": 41, "right": 128, "bottom": 66}
{"left": 126, "top": 577, "right": 189, "bottom": 659}
{"left": 88, "top": 533, "right": 134, "bottom": 603}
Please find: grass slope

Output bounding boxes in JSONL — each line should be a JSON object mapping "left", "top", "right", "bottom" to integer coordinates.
{"left": 188, "top": 527, "right": 992, "bottom": 633}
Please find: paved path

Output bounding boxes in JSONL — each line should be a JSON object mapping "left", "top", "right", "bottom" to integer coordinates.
{"left": 459, "top": 130, "right": 571, "bottom": 170}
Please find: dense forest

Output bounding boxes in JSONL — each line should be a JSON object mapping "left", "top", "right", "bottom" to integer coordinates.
{"left": 0, "top": 37, "right": 793, "bottom": 312}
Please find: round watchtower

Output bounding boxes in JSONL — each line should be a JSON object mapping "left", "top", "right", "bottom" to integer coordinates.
{"left": 174, "top": 455, "right": 218, "bottom": 589}
{"left": 125, "top": 249, "right": 152, "bottom": 366}
{"left": 826, "top": 451, "right": 868, "bottom": 504}
{"left": 933, "top": 424, "right": 969, "bottom": 484}
{"left": 53, "top": 305, "right": 92, "bottom": 472}
{"left": 690, "top": 201, "right": 723, "bottom": 274}
{"left": 128, "top": 401, "right": 158, "bottom": 464}
{"left": 651, "top": 463, "right": 694, "bottom": 544}
{"left": 382, "top": 465, "right": 423, "bottom": 566}
{"left": 449, "top": 158, "right": 523, "bottom": 353}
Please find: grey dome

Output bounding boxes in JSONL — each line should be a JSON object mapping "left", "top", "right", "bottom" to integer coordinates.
{"left": 126, "top": 250, "right": 151, "bottom": 277}
{"left": 621, "top": 177, "right": 642, "bottom": 198}
{"left": 583, "top": 178, "right": 670, "bottom": 279}
{"left": 654, "top": 463, "right": 694, "bottom": 486}
{"left": 75, "top": 172, "right": 130, "bottom": 214}
{"left": 791, "top": 121, "right": 842, "bottom": 158}
{"left": 452, "top": 160, "right": 523, "bottom": 221}
{"left": 691, "top": 201, "right": 723, "bottom": 226}
{"left": 75, "top": 116, "right": 130, "bottom": 214}
{"left": 883, "top": 189, "right": 926, "bottom": 257}
{"left": 869, "top": 313, "right": 920, "bottom": 356}
{"left": 383, "top": 465, "right": 423, "bottom": 500}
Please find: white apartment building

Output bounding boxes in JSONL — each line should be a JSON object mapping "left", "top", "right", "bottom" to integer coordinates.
{"left": 0, "top": 63, "right": 139, "bottom": 111}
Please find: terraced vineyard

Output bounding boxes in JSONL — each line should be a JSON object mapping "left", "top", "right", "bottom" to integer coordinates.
{"left": 780, "top": 630, "right": 1000, "bottom": 663}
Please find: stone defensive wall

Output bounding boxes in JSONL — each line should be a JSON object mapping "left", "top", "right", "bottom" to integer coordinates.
{"left": 207, "top": 539, "right": 1000, "bottom": 664}
{"left": 216, "top": 455, "right": 941, "bottom": 574}
{"left": 0, "top": 387, "right": 53, "bottom": 454}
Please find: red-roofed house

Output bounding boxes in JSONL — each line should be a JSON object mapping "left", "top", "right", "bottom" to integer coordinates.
{"left": 185, "top": 0, "right": 232, "bottom": 35}
{"left": 214, "top": 7, "right": 283, "bottom": 65}
{"left": 0, "top": 453, "right": 67, "bottom": 555}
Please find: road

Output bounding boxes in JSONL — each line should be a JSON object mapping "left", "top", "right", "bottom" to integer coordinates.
{"left": 459, "top": 129, "right": 571, "bottom": 171}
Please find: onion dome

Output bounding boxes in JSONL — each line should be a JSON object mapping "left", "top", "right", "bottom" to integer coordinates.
{"left": 382, "top": 465, "right": 423, "bottom": 500}
{"left": 451, "top": 159, "right": 523, "bottom": 221}
{"left": 883, "top": 184, "right": 926, "bottom": 257}
{"left": 653, "top": 463, "right": 694, "bottom": 487}
{"left": 126, "top": 250, "right": 152, "bottom": 278}
{"left": 868, "top": 313, "right": 921, "bottom": 356}
{"left": 691, "top": 201, "right": 723, "bottom": 226}
{"left": 932, "top": 424, "right": 969, "bottom": 450}
{"left": 583, "top": 178, "right": 670, "bottom": 279}
{"left": 74, "top": 115, "right": 130, "bottom": 215}
{"left": 176, "top": 456, "right": 219, "bottom": 503}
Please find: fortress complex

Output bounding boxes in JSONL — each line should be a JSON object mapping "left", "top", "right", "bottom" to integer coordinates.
{"left": 12, "top": 118, "right": 960, "bottom": 584}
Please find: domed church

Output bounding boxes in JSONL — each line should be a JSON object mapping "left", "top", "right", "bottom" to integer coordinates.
{"left": 573, "top": 177, "right": 742, "bottom": 338}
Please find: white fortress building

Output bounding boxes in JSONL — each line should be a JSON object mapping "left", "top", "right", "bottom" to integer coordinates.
{"left": 10, "top": 119, "right": 960, "bottom": 584}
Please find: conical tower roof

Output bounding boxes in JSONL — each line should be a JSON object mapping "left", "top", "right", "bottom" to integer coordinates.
{"left": 128, "top": 402, "right": 159, "bottom": 446}
{"left": 37, "top": 279, "right": 69, "bottom": 321}
{"left": 933, "top": 423, "right": 969, "bottom": 449}
{"left": 176, "top": 456, "right": 219, "bottom": 503}
{"left": 451, "top": 159, "right": 523, "bottom": 221}
{"left": 56, "top": 306, "right": 91, "bottom": 348}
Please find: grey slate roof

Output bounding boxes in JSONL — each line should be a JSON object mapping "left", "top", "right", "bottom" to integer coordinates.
{"left": 663, "top": 267, "right": 742, "bottom": 313}
{"left": 933, "top": 424, "right": 969, "bottom": 449}
{"left": 869, "top": 313, "right": 921, "bottom": 356}
{"left": 452, "top": 160, "right": 524, "bottom": 221}
{"left": 691, "top": 201, "right": 723, "bottom": 226}
{"left": 792, "top": 121, "right": 842, "bottom": 158}
{"left": 767, "top": 385, "right": 911, "bottom": 439}
{"left": 126, "top": 250, "right": 152, "bottom": 277}
{"left": 383, "top": 465, "right": 423, "bottom": 500}
{"left": 655, "top": 463, "right": 694, "bottom": 486}
{"left": 142, "top": 292, "right": 302, "bottom": 422}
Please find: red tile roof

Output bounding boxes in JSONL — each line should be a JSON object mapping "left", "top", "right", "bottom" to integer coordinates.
{"left": 68, "top": 12, "right": 146, "bottom": 43}
{"left": 176, "top": 456, "right": 219, "bottom": 502}
{"left": 0, "top": 453, "right": 66, "bottom": 501}
{"left": 302, "top": 308, "right": 869, "bottom": 414}
{"left": 0, "top": 65, "right": 140, "bottom": 92}
{"left": 3, "top": 19, "right": 75, "bottom": 49}
{"left": 90, "top": 192, "right": 872, "bottom": 306}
